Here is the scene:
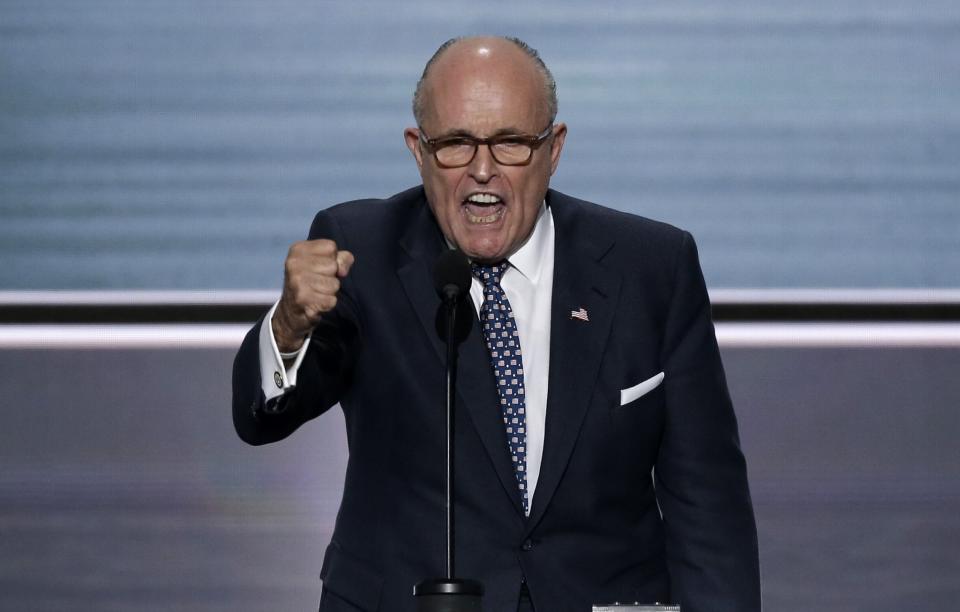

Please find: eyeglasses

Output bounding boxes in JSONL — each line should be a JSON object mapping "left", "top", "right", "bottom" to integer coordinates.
{"left": 418, "top": 124, "right": 555, "bottom": 168}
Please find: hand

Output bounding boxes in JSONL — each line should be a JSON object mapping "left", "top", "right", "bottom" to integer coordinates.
{"left": 272, "top": 239, "right": 354, "bottom": 353}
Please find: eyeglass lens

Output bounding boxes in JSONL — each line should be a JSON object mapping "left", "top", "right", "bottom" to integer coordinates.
{"left": 435, "top": 139, "right": 533, "bottom": 167}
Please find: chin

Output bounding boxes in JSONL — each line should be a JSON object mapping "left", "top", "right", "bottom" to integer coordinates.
{"left": 452, "top": 234, "right": 499, "bottom": 262}
{"left": 458, "top": 247, "right": 494, "bottom": 264}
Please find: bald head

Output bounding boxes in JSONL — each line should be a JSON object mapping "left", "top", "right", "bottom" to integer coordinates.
{"left": 412, "top": 36, "right": 558, "bottom": 127}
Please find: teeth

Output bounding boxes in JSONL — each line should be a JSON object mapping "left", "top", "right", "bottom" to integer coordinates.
{"left": 466, "top": 193, "right": 502, "bottom": 204}
{"left": 465, "top": 207, "right": 504, "bottom": 224}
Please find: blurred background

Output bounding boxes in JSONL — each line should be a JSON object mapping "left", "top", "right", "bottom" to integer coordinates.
{"left": 1, "top": 1, "right": 958, "bottom": 610}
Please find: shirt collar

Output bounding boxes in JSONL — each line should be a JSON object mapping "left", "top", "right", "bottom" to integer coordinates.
{"left": 505, "top": 201, "right": 552, "bottom": 284}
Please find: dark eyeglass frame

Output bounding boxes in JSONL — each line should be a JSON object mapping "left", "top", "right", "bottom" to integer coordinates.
{"left": 418, "top": 124, "right": 555, "bottom": 168}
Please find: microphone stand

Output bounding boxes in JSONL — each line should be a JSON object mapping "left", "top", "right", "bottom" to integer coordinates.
{"left": 414, "top": 287, "right": 484, "bottom": 612}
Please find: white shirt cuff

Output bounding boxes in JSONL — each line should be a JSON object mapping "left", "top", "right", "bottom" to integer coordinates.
{"left": 259, "top": 301, "right": 312, "bottom": 401}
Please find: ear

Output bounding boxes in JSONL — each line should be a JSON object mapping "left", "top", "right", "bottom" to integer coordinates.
{"left": 548, "top": 123, "right": 567, "bottom": 176}
{"left": 404, "top": 127, "right": 424, "bottom": 172}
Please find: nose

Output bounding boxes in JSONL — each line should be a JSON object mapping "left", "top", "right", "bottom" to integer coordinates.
{"left": 467, "top": 142, "right": 499, "bottom": 183}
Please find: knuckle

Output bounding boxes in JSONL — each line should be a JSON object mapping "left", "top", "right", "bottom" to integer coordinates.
{"left": 294, "top": 286, "right": 312, "bottom": 308}
{"left": 318, "top": 259, "right": 339, "bottom": 276}
{"left": 313, "top": 239, "right": 338, "bottom": 255}
{"left": 288, "top": 240, "right": 307, "bottom": 258}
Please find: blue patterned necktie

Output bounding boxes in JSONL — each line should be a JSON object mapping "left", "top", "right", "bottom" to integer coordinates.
{"left": 472, "top": 262, "right": 529, "bottom": 514}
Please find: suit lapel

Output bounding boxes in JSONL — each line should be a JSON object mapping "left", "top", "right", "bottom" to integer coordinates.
{"left": 525, "top": 191, "right": 620, "bottom": 532}
{"left": 396, "top": 198, "right": 449, "bottom": 369}
{"left": 397, "top": 195, "right": 525, "bottom": 516}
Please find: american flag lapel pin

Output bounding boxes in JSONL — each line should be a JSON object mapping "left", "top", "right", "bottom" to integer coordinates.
{"left": 570, "top": 307, "right": 589, "bottom": 322}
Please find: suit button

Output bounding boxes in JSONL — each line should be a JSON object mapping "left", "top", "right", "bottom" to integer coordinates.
{"left": 521, "top": 539, "right": 533, "bottom": 551}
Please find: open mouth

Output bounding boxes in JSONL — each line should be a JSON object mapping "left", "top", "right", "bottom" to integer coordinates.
{"left": 462, "top": 193, "right": 505, "bottom": 224}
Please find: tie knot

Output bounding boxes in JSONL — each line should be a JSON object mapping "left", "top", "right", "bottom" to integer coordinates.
{"left": 471, "top": 262, "right": 508, "bottom": 286}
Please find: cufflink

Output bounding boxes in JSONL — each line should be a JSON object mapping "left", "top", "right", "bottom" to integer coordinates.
{"left": 274, "top": 371, "right": 283, "bottom": 388}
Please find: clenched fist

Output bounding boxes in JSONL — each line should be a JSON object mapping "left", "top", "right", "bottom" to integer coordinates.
{"left": 272, "top": 239, "right": 354, "bottom": 353}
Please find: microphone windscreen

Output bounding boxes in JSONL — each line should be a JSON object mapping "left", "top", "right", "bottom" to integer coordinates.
{"left": 433, "top": 249, "right": 471, "bottom": 299}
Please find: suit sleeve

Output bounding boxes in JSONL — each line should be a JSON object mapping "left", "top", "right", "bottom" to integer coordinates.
{"left": 232, "top": 210, "right": 361, "bottom": 445}
{"left": 654, "top": 231, "right": 761, "bottom": 612}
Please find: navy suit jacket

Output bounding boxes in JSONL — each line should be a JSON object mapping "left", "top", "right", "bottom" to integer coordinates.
{"left": 233, "top": 186, "right": 760, "bottom": 612}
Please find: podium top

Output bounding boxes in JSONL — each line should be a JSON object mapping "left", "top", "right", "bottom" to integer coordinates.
{"left": 593, "top": 606, "right": 680, "bottom": 612}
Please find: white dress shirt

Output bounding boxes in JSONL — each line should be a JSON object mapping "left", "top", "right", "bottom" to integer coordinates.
{"left": 260, "top": 203, "right": 556, "bottom": 514}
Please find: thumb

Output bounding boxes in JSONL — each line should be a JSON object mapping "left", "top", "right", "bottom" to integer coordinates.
{"left": 336, "top": 250, "right": 355, "bottom": 278}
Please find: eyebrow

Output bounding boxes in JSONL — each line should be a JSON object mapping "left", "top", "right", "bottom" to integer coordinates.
{"left": 432, "top": 126, "right": 532, "bottom": 139}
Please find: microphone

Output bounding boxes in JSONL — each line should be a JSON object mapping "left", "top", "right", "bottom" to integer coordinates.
{"left": 417, "top": 248, "right": 484, "bottom": 611}
{"left": 433, "top": 249, "right": 471, "bottom": 304}
{"left": 433, "top": 250, "right": 474, "bottom": 344}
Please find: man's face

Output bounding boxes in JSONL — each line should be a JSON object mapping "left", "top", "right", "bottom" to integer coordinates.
{"left": 404, "top": 42, "right": 566, "bottom": 263}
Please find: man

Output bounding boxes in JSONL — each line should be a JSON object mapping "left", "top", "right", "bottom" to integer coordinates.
{"left": 233, "top": 36, "right": 760, "bottom": 612}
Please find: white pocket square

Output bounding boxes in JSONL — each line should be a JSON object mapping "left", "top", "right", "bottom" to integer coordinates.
{"left": 619, "top": 371, "right": 665, "bottom": 406}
